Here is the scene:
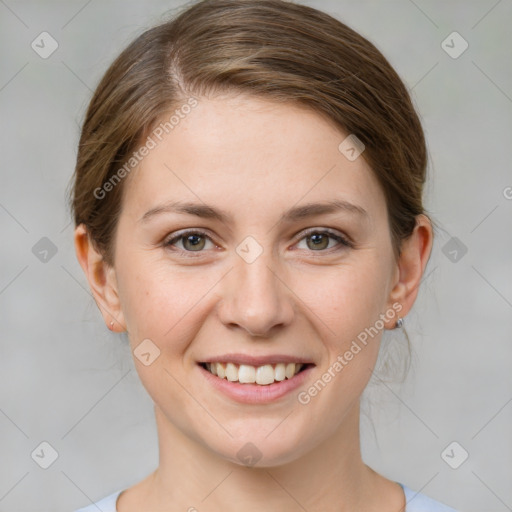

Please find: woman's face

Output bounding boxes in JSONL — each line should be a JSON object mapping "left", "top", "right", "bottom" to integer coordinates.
{"left": 110, "top": 93, "right": 401, "bottom": 466}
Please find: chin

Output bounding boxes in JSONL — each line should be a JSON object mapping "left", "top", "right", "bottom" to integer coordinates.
{"left": 205, "top": 429, "right": 313, "bottom": 469}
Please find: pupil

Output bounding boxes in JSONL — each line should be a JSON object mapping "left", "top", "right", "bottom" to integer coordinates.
{"left": 308, "top": 233, "right": 328, "bottom": 250}
{"left": 185, "top": 234, "right": 204, "bottom": 250}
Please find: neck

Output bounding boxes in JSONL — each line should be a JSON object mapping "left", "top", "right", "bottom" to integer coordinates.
{"left": 144, "top": 401, "right": 382, "bottom": 512}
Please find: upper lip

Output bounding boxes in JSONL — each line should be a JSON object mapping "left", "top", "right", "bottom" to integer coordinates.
{"left": 199, "top": 353, "right": 314, "bottom": 366}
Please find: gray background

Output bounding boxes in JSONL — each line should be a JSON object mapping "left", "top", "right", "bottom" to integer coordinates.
{"left": 1, "top": 0, "right": 511, "bottom": 510}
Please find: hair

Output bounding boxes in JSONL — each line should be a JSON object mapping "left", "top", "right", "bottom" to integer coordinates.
{"left": 68, "top": 0, "right": 431, "bottom": 270}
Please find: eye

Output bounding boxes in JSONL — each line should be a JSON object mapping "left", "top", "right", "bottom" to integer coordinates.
{"left": 164, "top": 228, "right": 353, "bottom": 256}
{"left": 296, "top": 229, "right": 353, "bottom": 252}
{"left": 164, "top": 230, "right": 216, "bottom": 253}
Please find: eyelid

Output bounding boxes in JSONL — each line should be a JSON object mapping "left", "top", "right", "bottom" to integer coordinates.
{"left": 295, "top": 227, "right": 353, "bottom": 248}
{"left": 164, "top": 228, "right": 218, "bottom": 253}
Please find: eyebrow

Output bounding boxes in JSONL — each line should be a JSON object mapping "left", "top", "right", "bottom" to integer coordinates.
{"left": 139, "top": 199, "right": 368, "bottom": 224}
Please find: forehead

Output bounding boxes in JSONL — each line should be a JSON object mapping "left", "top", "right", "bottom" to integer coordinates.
{"left": 121, "top": 94, "right": 386, "bottom": 223}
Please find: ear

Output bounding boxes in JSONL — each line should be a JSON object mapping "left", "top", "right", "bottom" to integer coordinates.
{"left": 385, "top": 214, "right": 433, "bottom": 328}
{"left": 74, "top": 224, "right": 126, "bottom": 332}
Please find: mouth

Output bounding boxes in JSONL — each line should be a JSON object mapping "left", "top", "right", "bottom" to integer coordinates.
{"left": 197, "top": 354, "right": 316, "bottom": 404}
{"left": 199, "top": 361, "right": 313, "bottom": 386}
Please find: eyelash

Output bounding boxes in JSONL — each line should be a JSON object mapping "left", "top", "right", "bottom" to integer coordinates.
{"left": 164, "top": 228, "right": 353, "bottom": 256}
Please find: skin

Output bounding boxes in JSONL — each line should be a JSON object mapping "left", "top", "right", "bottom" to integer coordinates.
{"left": 75, "top": 93, "right": 433, "bottom": 511}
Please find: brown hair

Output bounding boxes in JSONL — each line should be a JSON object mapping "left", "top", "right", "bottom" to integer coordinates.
{"left": 69, "top": 0, "right": 430, "bottom": 267}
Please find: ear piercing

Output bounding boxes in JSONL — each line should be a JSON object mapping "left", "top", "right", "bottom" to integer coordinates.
{"left": 109, "top": 320, "right": 114, "bottom": 330}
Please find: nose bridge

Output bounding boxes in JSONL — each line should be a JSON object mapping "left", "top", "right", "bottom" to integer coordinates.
{"left": 220, "top": 237, "right": 293, "bottom": 336}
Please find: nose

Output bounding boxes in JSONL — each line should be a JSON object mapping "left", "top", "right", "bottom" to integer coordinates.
{"left": 216, "top": 249, "right": 295, "bottom": 338}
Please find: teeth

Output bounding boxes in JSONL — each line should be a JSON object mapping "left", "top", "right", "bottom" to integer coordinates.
{"left": 285, "top": 362, "right": 295, "bottom": 379}
{"left": 239, "top": 364, "right": 256, "bottom": 383}
{"left": 205, "top": 362, "right": 304, "bottom": 385}
{"left": 256, "top": 364, "right": 274, "bottom": 385}
{"left": 274, "top": 363, "right": 286, "bottom": 381}
{"left": 226, "top": 362, "right": 238, "bottom": 382}
{"left": 216, "top": 363, "right": 226, "bottom": 379}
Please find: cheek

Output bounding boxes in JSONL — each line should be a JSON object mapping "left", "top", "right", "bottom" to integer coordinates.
{"left": 292, "top": 257, "right": 391, "bottom": 344}
{"left": 117, "top": 257, "right": 217, "bottom": 350}
{"left": 116, "top": 263, "right": 208, "bottom": 397}
{"left": 292, "top": 263, "right": 389, "bottom": 423}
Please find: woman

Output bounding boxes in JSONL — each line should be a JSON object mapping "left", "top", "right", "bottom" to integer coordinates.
{"left": 71, "top": 0, "right": 458, "bottom": 510}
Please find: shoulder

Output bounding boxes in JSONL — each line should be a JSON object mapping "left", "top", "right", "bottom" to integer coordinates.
{"left": 399, "top": 483, "right": 459, "bottom": 512}
{"left": 73, "top": 489, "right": 124, "bottom": 512}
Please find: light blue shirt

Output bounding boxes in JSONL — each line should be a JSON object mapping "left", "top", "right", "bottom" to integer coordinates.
{"left": 74, "top": 482, "right": 458, "bottom": 511}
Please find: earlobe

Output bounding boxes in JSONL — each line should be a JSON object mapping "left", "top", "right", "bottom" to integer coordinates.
{"left": 74, "top": 224, "right": 126, "bottom": 332}
{"left": 386, "top": 214, "right": 433, "bottom": 327}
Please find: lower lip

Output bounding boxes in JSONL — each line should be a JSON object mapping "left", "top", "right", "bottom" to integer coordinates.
{"left": 198, "top": 364, "right": 314, "bottom": 404}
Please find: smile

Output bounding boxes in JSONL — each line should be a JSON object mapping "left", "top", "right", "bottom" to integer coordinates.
{"left": 197, "top": 354, "right": 315, "bottom": 403}
{"left": 201, "top": 362, "right": 308, "bottom": 385}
